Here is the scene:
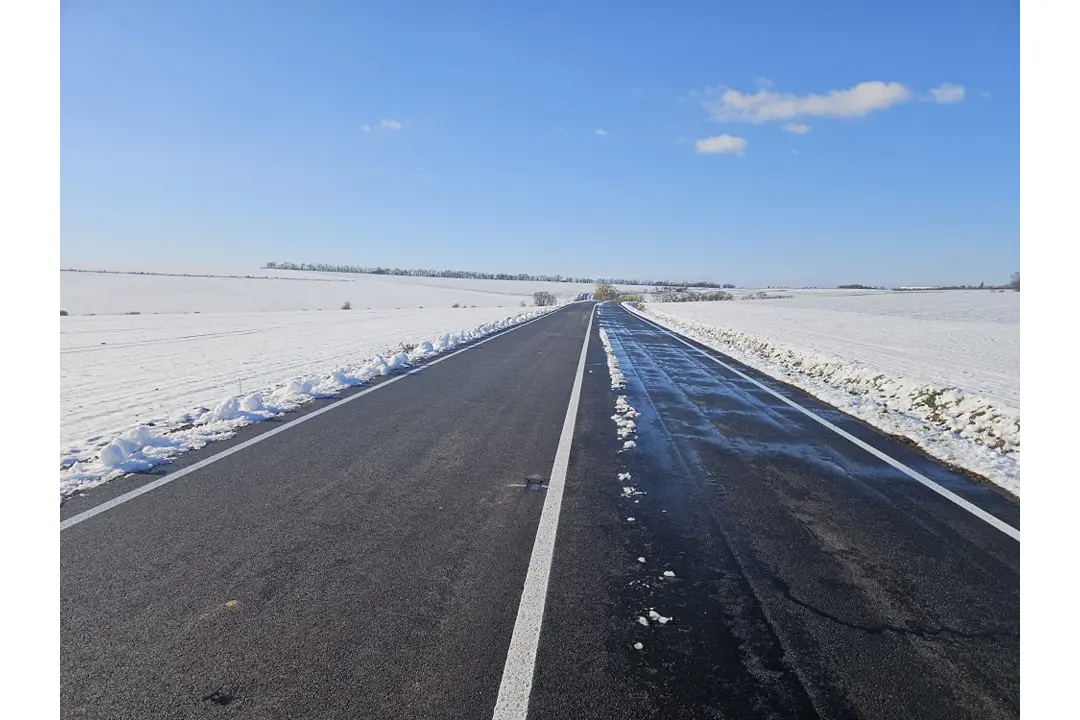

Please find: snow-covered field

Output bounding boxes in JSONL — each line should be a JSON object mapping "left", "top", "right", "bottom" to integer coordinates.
{"left": 634, "top": 289, "right": 1020, "bottom": 495}
{"left": 61, "top": 266, "right": 599, "bottom": 315}
{"left": 60, "top": 266, "right": 568, "bottom": 497}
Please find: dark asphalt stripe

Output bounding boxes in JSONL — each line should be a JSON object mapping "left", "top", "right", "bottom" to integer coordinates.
{"left": 492, "top": 304, "right": 595, "bottom": 719}
{"left": 623, "top": 303, "right": 1020, "bottom": 541}
{"left": 60, "top": 306, "right": 567, "bottom": 532}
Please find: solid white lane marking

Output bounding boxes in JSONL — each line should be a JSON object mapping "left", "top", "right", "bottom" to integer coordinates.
{"left": 492, "top": 304, "right": 596, "bottom": 720}
{"left": 623, "top": 304, "right": 1020, "bottom": 542}
{"left": 60, "top": 306, "right": 570, "bottom": 533}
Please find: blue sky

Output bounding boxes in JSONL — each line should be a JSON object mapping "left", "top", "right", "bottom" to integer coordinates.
{"left": 61, "top": 0, "right": 1019, "bottom": 286}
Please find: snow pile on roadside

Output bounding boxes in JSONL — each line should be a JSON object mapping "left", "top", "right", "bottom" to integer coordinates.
{"left": 59, "top": 307, "right": 556, "bottom": 498}
{"left": 630, "top": 303, "right": 1020, "bottom": 495}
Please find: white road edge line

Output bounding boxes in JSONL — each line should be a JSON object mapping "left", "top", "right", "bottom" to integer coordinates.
{"left": 491, "top": 303, "right": 596, "bottom": 720}
{"left": 60, "top": 305, "right": 571, "bottom": 533}
{"left": 623, "top": 303, "right": 1020, "bottom": 543}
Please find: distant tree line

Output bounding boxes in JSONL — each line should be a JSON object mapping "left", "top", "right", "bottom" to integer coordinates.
{"left": 61, "top": 268, "right": 344, "bottom": 282}
{"left": 263, "top": 261, "right": 730, "bottom": 288}
{"left": 844, "top": 273, "right": 1020, "bottom": 292}
{"left": 895, "top": 279, "right": 1019, "bottom": 291}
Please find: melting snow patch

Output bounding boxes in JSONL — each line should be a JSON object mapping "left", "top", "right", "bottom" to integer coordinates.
{"left": 74, "top": 424, "right": 186, "bottom": 493}
{"left": 618, "top": 472, "right": 632, "bottom": 481}
{"left": 600, "top": 321, "right": 644, "bottom": 451}
{"left": 634, "top": 642, "right": 644, "bottom": 650}
{"left": 599, "top": 327, "right": 626, "bottom": 389}
{"left": 407, "top": 341, "right": 435, "bottom": 362}
{"left": 615, "top": 396, "right": 639, "bottom": 418}
{"left": 613, "top": 414, "right": 637, "bottom": 438}
{"left": 662, "top": 570, "right": 676, "bottom": 578}
{"left": 637, "top": 557, "right": 646, "bottom": 563}
{"left": 637, "top": 616, "right": 650, "bottom": 627}
{"left": 604, "top": 387, "right": 641, "bottom": 452}
{"left": 648, "top": 610, "right": 672, "bottom": 625}
{"left": 627, "top": 517, "right": 636, "bottom": 522}
{"left": 386, "top": 352, "right": 410, "bottom": 372}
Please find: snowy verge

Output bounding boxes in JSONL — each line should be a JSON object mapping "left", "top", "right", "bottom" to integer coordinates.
{"left": 59, "top": 307, "right": 558, "bottom": 498}
{"left": 627, "top": 303, "right": 1020, "bottom": 495}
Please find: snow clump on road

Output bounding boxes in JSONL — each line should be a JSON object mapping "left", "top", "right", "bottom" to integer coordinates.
{"left": 600, "top": 322, "right": 641, "bottom": 453}
{"left": 599, "top": 327, "right": 626, "bottom": 390}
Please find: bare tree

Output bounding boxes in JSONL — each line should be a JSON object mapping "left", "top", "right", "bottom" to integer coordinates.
{"left": 532, "top": 291, "right": 557, "bottom": 306}
{"left": 1009, "top": 272, "right": 1020, "bottom": 291}
{"left": 593, "top": 282, "right": 618, "bottom": 301}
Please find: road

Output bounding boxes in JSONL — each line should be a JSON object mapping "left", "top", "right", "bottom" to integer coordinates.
{"left": 61, "top": 301, "right": 1019, "bottom": 719}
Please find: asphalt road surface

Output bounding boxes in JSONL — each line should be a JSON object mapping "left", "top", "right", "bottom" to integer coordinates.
{"left": 61, "top": 301, "right": 1019, "bottom": 719}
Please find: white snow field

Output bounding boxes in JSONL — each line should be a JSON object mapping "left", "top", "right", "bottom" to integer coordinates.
{"left": 61, "top": 267, "right": 599, "bottom": 316}
{"left": 60, "top": 267, "right": 567, "bottom": 497}
{"left": 633, "top": 289, "right": 1020, "bottom": 495}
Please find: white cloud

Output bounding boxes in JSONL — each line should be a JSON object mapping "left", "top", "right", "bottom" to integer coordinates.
{"left": 695, "top": 134, "right": 747, "bottom": 156}
{"left": 929, "top": 83, "right": 966, "bottom": 104}
{"left": 595, "top": 128, "right": 609, "bottom": 136}
{"left": 363, "top": 118, "right": 403, "bottom": 133}
{"left": 705, "top": 81, "right": 914, "bottom": 123}
{"left": 782, "top": 122, "right": 811, "bottom": 135}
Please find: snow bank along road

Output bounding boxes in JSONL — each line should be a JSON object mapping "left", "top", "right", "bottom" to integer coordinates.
{"left": 60, "top": 305, "right": 554, "bottom": 495}
{"left": 660, "top": 290, "right": 1020, "bottom": 412}
{"left": 61, "top": 302, "right": 1019, "bottom": 719}
{"left": 640, "top": 289, "right": 1020, "bottom": 495}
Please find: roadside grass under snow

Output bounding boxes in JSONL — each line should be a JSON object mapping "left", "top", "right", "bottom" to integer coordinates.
{"left": 60, "top": 297, "right": 556, "bottom": 498}
{"left": 630, "top": 290, "right": 1020, "bottom": 495}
